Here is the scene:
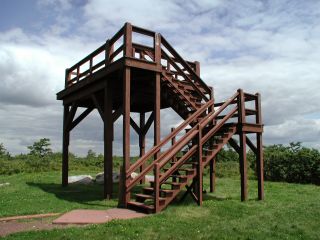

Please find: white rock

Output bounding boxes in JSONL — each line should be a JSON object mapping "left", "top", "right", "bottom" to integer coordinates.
{"left": 130, "top": 172, "right": 139, "bottom": 179}
{"left": 95, "top": 172, "right": 120, "bottom": 184}
{"left": 145, "top": 175, "right": 154, "bottom": 183}
{"left": 68, "top": 175, "right": 93, "bottom": 185}
{"left": 0, "top": 182, "right": 10, "bottom": 187}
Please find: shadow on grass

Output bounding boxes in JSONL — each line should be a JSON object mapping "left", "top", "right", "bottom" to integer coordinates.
{"left": 26, "top": 182, "right": 146, "bottom": 206}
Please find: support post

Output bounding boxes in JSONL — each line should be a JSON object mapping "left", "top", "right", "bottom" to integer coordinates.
{"left": 62, "top": 105, "right": 70, "bottom": 187}
{"left": 124, "top": 22, "right": 132, "bottom": 58}
{"left": 209, "top": 158, "right": 216, "bottom": 193}
{"left": 119, "top": 66, "right": 131, "bottom": 207}
{"left": 238, "top": 89, "right": 248, "bottom": 201}
{"left": 104, "top": 83, "right": 113, "bottom": 199}
{"left": 154, "top": 163, "right": 160, "bottom": 213}
{"left": 255, "top": 93, "right": 264, "bottom": 200}
{"left": 154, "top": 72, "right": 161, "bottom": 160}
{"left": 139, "top": 112, "right": 146, "bottom": 184}
{"left": 196, "top": 125, "right": 203, "bottom": 206}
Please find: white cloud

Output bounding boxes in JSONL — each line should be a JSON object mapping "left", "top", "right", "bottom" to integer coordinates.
{"left": 0, "top": 0, "right": 320, "bottom": 155}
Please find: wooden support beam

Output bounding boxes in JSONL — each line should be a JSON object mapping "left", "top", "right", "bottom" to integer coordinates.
{"left": 139, "top": 112, "right": 146, "bottom": 184}
{"left": 65, "top": 103, "right": 77, "bottom": 131}
{"left": 112, "top": 106, "right": 123, "bottom": 123}
{"left": 119, "top": 66, "right": 131, "bottom": 207}
{"left": 196, "top": 125, "right": 203, "bottom": 206}
{"left": 62, "top": 105, "right": 70, "bottom": 187}
{"left": 239, "top": 133, "right": 248, "bottom": 201}
{"left": 246, "top": 136, "right": 257, "bottom": 155}
{"left": 130, "top": 117, "right": 141, "bottom": 135}
{"left": 104, "top": 82, "right": 113, "bottom": 199}
{"left": 238, "top": 89, "right": 248, "bottom": 201}
{"left": 91, "top": 93, "right": 104, "bottom": 122}
{"left": 154, "top": 73, "right": 161, "bottom": 160}
{"left": 142, "top": 112, "right": 154, "bottom": 135}
{"left": 255, "top": 93, "right": 264, "bottom": 200}
{"left": 69, "top": 107, "right": 93, "bottom": 131}
{"left": 228, "top": 138, "right": 240, "bottom": 153}
{"left": 124, "top": 23, "right": 132, "bottom": 57}
{"left": 209, "top": 158, "right": 216, "bottom": 193}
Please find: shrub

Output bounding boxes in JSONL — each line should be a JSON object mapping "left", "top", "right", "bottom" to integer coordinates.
{"left": 262, "top": 142, "right": 320, "bottom": 185}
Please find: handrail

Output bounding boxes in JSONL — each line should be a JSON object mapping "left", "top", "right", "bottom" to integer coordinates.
{"left": 160, "top": 35, "right": 211, "bottom": 97}
{"left": 126, "top": 99, "right": 214, "bottom": 178}
{"left": 157, "top": 91, "right": 239, "bottom": 184}
{"left": 161, "top": 50, "right": 209, "bottom": 101}
{"left": 200, "top": 91, "right": 239, "bottom": 128}
{"left": 125, "top": 100, "right": 214, "bottom": 192}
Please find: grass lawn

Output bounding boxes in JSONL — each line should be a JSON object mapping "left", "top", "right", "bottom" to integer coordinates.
{"left": 0, "top": 171, "right": 319, "bottom": 239}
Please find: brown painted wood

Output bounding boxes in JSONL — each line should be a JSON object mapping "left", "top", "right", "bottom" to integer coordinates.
{"left": 197, "top": 125, "right": 203, "bottom": 206}
{"left": 238, "top": 89, "right": 248, "bottom": 201}
{"left": 209, "top": 158, "right": 216, "bottom": 193}
{"left": 154, "top": 72, "right": 161, "bottom": 160}
{"left": 62, "top": 105, "right": 70, "bottom": 187}
{"left": 255, "top": 93, "right": 264, "bottom": 200}
{"left": 139, "top": 112, "right": 146, "bottom": 184}
{"left": 104, "top": 83, "right": 113, "bottom": 199}
{"left": 122, "top": 66, "right": 131, "bottom": 207}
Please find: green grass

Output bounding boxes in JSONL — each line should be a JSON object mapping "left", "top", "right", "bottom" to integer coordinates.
{"left": 1, "top": 172, "right": 320, "bottom": 239}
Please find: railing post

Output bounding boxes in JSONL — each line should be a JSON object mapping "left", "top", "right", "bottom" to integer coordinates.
{"left": 154, "top": 33, "right": 161, "bottom": 66}
{"left": 65, "top": 68, "right": 70, "bottom": 88}
{"left": 105, "top": 40, "right": 111, "bottom": 65}
{"left": 76, "top": 66, "right": 80, "bottom": 83}
{"left": 194, "top": 61, "right": 200, "bottom": 77}
{"left": 124, "top": 22, "right": 132, "bottom": 58}
{"left": 237, "top": 89, "right": 248, "bottom": 201}
{"left": 154, "top": 163, "right": 160, "bottom": 213}
{"left": 196, "top": 124, "right": 203, "bottom": 206}
{"left": 255, "top": 93, "right": 264, "bottom": 200}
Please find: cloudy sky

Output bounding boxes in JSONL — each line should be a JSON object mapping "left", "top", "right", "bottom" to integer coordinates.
{"left": 0, "top": 0, "right": 319, "bottom": 156}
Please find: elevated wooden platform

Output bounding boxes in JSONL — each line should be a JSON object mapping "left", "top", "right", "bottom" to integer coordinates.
{"left": 56, "top": 22, "right": 264, "bottom": 213}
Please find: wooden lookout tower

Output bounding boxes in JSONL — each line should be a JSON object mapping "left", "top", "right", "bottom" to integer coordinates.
{"left": 57, "top": 23, "right": 264, "bottom": 213}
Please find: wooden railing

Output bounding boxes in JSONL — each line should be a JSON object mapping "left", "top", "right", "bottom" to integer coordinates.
{"left": 125, "top": 99, "right": 214, "bottom": 192}
{"left": 64, "top": 22, "right": 212, "bottom": 103}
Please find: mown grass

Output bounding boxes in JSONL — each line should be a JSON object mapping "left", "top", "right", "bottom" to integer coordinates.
{"left": 0, "top": 170, "right": 320, "bottom": 239}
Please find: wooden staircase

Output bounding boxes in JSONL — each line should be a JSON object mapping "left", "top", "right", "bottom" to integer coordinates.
{"left": 57, "top": 22, "right": 264, "bottom": 213}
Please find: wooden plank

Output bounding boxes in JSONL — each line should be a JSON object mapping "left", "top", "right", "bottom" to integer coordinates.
{"left": 154, "top": 73, "right": 161, "bottom": 160}
{"left": 104, "top": 82, "right": 113, "bottom": 199}
{"left": 124, "top": 23, "right": 132, "bottom": 57}
{"left": 130, "top": 117, "right": 141, "bottom": 135}
{"left": 62, "top": 105, "right": 69, "bottom": 187}
{"left": 255, "top": 93, "right": 264, "bottom": 200}
{"left": 124, "top": 58, "right": 160, "bottom": 72}
{"left": 197, "top": 125, "right": 203, "bottom": 206}
{"left": 120, "top": 66, "right": 131, "bottom": 207}
{"left": 91, "top": 93, "right": 104, "bottom": 122}
{"left": 69, "top": 107, "right": 93, "bottom": 131}
{"left": 246, "top": 136, "right": 257, "bottom": 155}
{"left": 139, "top": 112, "right": 146, "bottom": 184}
{"left": 209, "top": 158, "right": 216, "bottom": 193}
{"left": 112, "top": 106, "right": 123, "bottom": 123}
{"left": 142, "top": 112, "right": 154, "bottom": 135}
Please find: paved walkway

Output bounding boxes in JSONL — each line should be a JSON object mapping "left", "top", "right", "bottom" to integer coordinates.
{"left": 0, "top": 209, "right": 147, "bottom": 237}
{"left": 53, "top": 209, "right": 146, "bottom": 224}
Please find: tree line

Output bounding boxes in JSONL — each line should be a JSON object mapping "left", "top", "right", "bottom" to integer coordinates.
{"left": 0, "top": 139, "right": 319, "bottom": 185}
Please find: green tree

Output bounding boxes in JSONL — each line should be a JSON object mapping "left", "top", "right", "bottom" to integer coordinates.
{"left": 27, "top": 138, "right": 52, "bottom": 158}
{"left": 0, "top": 143, "right": 6, "bottom": 156}
{"left": 86, "top": 149, "right": 96, "bottom": 159}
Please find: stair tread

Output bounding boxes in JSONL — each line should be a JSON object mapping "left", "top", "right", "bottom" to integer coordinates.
{"left": 127, "top": 201, "right": 154, "bottom": 209}
{"left": 136, "top": 193, "right": 166, "bottom": 201}
{"left": 143, "top": 187, "right": 174, "bottom": 194}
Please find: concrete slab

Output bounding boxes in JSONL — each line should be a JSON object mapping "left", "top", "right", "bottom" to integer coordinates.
{"left": 53, "top": 209, "right": 146, "bottom": 225}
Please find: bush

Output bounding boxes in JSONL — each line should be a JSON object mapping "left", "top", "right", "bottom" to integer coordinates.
{"left": 262, "top": 143, "right": 320, "bottom": 185}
